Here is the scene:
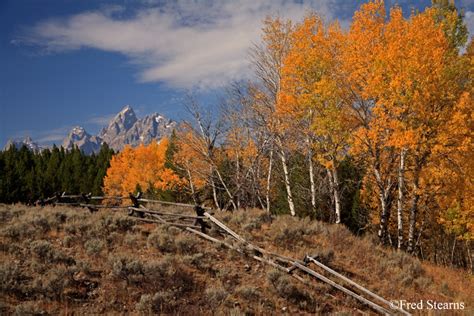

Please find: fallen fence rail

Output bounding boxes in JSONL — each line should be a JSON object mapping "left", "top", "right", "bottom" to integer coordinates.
{"left": 44, "top": 193, "right": 410, "bottom": 315}
{"left": 198, "top": 211, "right": 409, "bottom": 316}
{"left": 304, "top": 256, "right": 409, "bottom": 316}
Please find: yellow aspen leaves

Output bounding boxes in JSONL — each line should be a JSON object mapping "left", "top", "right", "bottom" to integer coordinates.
{"left": 103, "top": 138, "right": 183, "bottom": 198}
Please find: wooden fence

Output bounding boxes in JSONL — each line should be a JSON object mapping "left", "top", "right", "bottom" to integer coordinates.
{"left": 40, "top": 192, "right": 410, "bottom": 316}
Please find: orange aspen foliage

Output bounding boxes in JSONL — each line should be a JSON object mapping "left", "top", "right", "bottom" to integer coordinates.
{"left": 342, "top": 0, "right": 470, "bottom": 246}
{"left": 279, "top": 14, "right": 350, "bottom": 169}
{"left": 103, "top": 138, "right": 183, "bottom": 198}
{"left": 430, "top": 91, "right": 474, "bottom": 241}
{"left": 103, "top": 146, "right": 136, "bottom": 197}
{"left": 278, "top": 13, "right": 351, "bottom": 222}
{"left": 344, "top": 0, "right": 472, "bottom": 248}
{"left": 173, "top": 128, "right": 209, "bottom": 193}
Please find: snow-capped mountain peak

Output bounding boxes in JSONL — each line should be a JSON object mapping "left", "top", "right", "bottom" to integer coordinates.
{"left": 120, "top": 105, "right": 133, "bottom": 113}
{"left": 3, "top": 137, "right": 42, "bottom": 152}
{"left": 63, "top": 126, "right": 102, "bottom": 154}
{"left": 115, "top": 105, "right": 137, "bottom": 126}
{"left": 3, "top": 105, "right": 176, "bottom": 155}
{"left": 99, "top": 105, "right": 138, "bottom": 140}
{"left": 99, "top": 106, "right": 176, "bottom": 151}
{"left": 70, "top": 126, "right": 87, "bottom": 138}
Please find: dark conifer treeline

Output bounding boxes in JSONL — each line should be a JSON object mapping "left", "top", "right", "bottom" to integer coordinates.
{"left": 0, "top": 144, "right": 114, "bottom": 203}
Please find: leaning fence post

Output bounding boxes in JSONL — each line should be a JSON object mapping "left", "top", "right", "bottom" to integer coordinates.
{"left": 194, "top": 205, "right": 211, "bottom": 233}
{"left": 55, "top": 192, "right": 62, "bottom": 204}
{"left": 35, "top": 198, "right": 45, "bottom": 207}
{"left": 82, "top": 192, "right": 97, "bottom": 213}
{"left": 128, "top": 192, "right": 144, "bottom": 217}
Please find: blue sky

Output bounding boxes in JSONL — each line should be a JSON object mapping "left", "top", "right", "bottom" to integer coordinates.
{"left": 1, "top": 0, "right": 473, "bottom": 147}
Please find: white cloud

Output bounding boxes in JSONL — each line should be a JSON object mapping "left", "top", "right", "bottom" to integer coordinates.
{"left": 86, "top": 113, "right": 115, "bottom": 126}
{"left": 36, "top": 133, "right": 66, "bottom": 143}
{"left": 36, "top": 126, "right": 71, "bottom": 144}
{"left": 18, "top": 0, "right": 343, "bottom": 88}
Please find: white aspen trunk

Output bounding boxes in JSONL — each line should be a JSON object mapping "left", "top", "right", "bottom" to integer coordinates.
{"left": 466, "top": 240, "right": 473, "bottom": 274}
{"left": 186, "top": 166, "right": 196, "bottom": 203}
{"left": 210, "top": 167, "right": 220, "bottom": 210}
{"left": 326, "top": 167, "right": 341, "bottom": 224}
{"left": 236, "top": 152, "right": 240, "bottom": 210}
{"left": 214, "top": 167, "right": 237, "bottom": 211}
{"left": 451, "top": 237, "right": 457, "bottom": 266}
{"left": 326, "top": 168, "right": 335, "bottom": 218}
{"left": 332, "top": 164, "right": 341, "bottom": 224}
{"left": 254, "top": 161, "right": 265, "bottom": 209}
{"left": 280, "top": 148, "right": 295, "bottom": 216}
{"left": 380, "top": 196, "right": 386, "bottom": 231}
{"left": 378, "top": 192, "right": 389, "bottom": 242}
{"left": 397, "top": 149, "right": 406, "bottom": 250}
{"left": 372, "top": 160, "right": 393, "bottom": 244}
{"left": 256, "top": 191, "right": 266, "bottom": 210}
{"left": 307, "top": 136, "right": 317, "bottom": 214}
{"left": 266, "top": 148, "right": 274, "bottom": 213}
{"left": 407, "top": 165, "right": 421, "bottom": 253}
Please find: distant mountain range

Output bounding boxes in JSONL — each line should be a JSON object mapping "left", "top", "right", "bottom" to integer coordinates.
{"left": 4, "top": 137, "right": 42, "bottom": 153}
{"left": 3, "top": 106, "right": 176, "bottom": 154}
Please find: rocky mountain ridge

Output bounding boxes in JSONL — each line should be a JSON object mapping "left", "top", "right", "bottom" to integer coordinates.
{"left": 4, "top": 106, "right": 176, "bottom": 154}
{"left": 98, "top": 105, "right": 176, "bottom": 152}
{"left": 3, "top": 137, "right": 42, "bottom": 153}
{"left": 62, "top": 126, "right": 102, "bottom": 154}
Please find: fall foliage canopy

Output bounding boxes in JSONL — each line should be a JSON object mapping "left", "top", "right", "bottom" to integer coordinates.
{"left": 103, "top": 138, "right": 183, "bottom": 198}
{"left": 100, "top": 0, "right": 473, "bottom": 268}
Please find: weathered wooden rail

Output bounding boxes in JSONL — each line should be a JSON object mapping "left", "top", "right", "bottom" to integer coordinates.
{"left": 44, "top": 192, "right": 410, "bottom": 316}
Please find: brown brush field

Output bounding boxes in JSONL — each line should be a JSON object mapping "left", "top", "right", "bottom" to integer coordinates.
{"left": 0, "top": 204, "right": 472, "bottom": 315}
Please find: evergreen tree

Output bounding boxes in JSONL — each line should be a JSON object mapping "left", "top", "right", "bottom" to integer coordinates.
{"left": 0, "top": 143, "right": 115, "bottom": 203}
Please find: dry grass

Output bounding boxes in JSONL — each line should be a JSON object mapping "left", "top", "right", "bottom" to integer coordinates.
{"left": 0, "top": 204, "right": 472, "bottom": 315}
